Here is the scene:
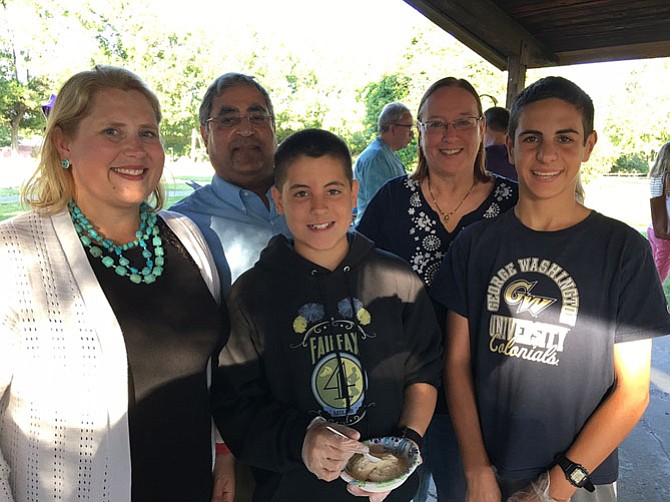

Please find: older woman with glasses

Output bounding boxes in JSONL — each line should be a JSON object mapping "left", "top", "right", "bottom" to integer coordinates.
{"left": 357, "top": 77, "right": 518, "bottom": 502}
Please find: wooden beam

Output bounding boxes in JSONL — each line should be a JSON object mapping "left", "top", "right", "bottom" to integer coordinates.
{"left": 506, "top": 41, "right": 528, "bottom": 108}
{"left": 556, "top": 41, "right": 670, "bottom": 67}
{"left": 403, "top": 0, "right": 558, "bottom": 70}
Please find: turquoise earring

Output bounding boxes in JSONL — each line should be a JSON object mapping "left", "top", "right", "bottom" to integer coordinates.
{"left": 61, "top": 159, "right": 70, "bottom": 169}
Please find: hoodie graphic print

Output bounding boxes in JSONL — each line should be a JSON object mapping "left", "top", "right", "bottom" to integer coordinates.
{"left": 290, "top": 296, "right": 373, "bottom": 425}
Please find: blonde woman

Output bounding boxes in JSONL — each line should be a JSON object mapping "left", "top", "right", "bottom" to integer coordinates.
{"left": 0, "top": 66, "right": 232, "bottom": 501}
{"left": 648, "top": 141, "right": 670, "bottom": 282}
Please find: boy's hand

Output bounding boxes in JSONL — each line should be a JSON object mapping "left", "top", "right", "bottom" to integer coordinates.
{"left": 301, "top": 421, "right": 367, "bottom": 482}
{"left": 464, "top": 465, "right": 502, "bottom": 502}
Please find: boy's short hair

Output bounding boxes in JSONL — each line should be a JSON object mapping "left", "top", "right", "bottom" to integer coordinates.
{"left": 274, "top": 129, "right": 352, "bottom": 189}
{"left": 509, "top": 76, "right": 594, "bottom": 145}
{"left": 484, "top": 106, "right": 510, "bottom": 133}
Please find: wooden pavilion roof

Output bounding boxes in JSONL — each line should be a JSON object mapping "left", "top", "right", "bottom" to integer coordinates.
{"left": 403, "top": 0, "right": 670, "bottom": 70}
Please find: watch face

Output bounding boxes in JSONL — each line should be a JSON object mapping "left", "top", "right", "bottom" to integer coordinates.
{"left": 570, "top": 469, "right": 587, "bottom": 486}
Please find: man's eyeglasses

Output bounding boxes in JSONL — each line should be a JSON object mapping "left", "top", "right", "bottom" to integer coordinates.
{"left": 418, "top": 116, "right": 482, "bottom": 134}
{"left": 393, "top": 123, "right": 414, "bottom": 129}
{"left": 206, "top": 113, "right": 274, "bottom": 130}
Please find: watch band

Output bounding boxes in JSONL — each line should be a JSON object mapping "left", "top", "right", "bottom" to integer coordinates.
{"left": 554, "top": 454, "right": 596, "bottom": 493}
{"left": 393, "top": 426, "right": 423, "bottom": 450}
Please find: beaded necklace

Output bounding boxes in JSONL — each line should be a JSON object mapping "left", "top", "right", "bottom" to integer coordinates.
{"left": 68, "top": 200, "right": 164, "bottom": 284}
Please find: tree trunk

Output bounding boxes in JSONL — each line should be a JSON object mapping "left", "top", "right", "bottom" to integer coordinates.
{"left": 10, "top": 103, "right": 26, "bottom": 153}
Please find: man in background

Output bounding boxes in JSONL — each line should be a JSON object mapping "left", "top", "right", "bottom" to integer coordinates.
{"left": 484, "top": 106, "right": 517, "bottom": 180}
{"left": 354, "top": 102, "right": 413, "bottom": 222}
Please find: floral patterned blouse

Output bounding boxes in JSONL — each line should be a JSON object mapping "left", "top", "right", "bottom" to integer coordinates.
{"left": 357, "top": 174, "right": 518, "bottom": 287}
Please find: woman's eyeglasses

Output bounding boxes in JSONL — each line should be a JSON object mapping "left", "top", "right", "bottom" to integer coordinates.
{"left": 418, "top": 116, "right": 482, "bottom": 134}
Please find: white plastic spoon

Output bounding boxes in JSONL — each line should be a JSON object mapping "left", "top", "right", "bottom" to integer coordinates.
{"left": 326, "top": 426, "right": 381, "bottom": 463}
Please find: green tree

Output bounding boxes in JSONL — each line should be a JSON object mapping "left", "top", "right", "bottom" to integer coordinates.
{"left": 601, "top": 60, "right": 670, "bottom": 173}
{"left": 0, "top": 1, "right": 52, "bottom": 152}
{"left": 223, "top": 39, "right": 331, "bottom": 144}
{"left": 529, "top": 58, "right": 670, "bottom": 178}
{"left": 356, "top": 73, "right": 417, "bottom": 169}
{"left": 611, "top": 153, "right": 650, "bottom": 174}
{"left": 140, "top": 34, "right": 207, "bottom": 157}
{"left": 0, "top": 66, "right": 50, "bottom": 151}
{"left": 72, "top": 1, "right": 209, "bottom": 156}
{"left": 272, "top": 63, "right": 326, "bottom": 144}
{"left": 359, "top": 74, "right": 411, "bottom": 138}
{"left": 396, "top": 27, "right": 505, "bottom": 113}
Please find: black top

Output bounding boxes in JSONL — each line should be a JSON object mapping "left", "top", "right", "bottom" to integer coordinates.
{"left": 86, "top": 217, "right": 228, "bottom": 501}
{"left": 485, "top": 144, "right": 518, "bottom": 181}
{"left": 357, "top": 174, "right": 518, "bottom": 287}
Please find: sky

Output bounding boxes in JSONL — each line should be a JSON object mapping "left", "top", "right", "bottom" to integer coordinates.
{"left": 196, "top": 0, "right": 433, "bottom": 78}
{"left": 171, "top": 0, "right": 423, "bottom": 53}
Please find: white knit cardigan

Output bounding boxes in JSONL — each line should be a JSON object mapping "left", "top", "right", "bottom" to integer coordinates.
{"left": 0, "top": 208, "right": 220, "bottom": 502}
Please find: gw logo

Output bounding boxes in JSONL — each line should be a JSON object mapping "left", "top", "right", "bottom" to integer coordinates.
{"left": 504, "top": 279, "right": 556, "bottom": 318}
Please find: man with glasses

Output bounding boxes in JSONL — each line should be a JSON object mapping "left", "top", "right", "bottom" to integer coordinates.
{"left": 171, "top": 73, "right": 291, "bottom": 293}
{"left": 353, "top": 102, "right": 414, "bottom": 223}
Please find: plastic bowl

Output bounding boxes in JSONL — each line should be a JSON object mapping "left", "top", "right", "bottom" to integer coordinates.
{"left": 340, "top": 436, "right": 421, "bottom": 493}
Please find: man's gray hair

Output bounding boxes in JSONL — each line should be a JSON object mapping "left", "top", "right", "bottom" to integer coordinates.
{"left": 198, "top": 72, "right": 275, "bottom": 127}
{"left": 378, "top": 102, "right": 411, "bottom": 133}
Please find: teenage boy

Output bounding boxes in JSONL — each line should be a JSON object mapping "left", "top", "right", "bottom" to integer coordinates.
{"left": 433, "top": 76, "right": 670, "bottom": 502}
{"left": 211, "top": 129, "right": 442, "bottom": 502}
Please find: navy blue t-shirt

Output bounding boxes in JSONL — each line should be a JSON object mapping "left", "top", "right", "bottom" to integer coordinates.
{"left": 432, "top": 209, "right": 670, "bottom": 482}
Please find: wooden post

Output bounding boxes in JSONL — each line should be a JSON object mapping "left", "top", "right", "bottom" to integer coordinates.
{"left": 506, "top": 40, "right": 528, "bottom": 108}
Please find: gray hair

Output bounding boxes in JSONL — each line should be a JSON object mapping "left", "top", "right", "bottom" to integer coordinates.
{"left": 198, "top": 72, "right": 275, "bottom": 127}
{"left": 378, "top": 102, "right": 411, "bottom": 133}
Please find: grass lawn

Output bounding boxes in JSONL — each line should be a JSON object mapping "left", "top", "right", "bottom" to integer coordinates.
{"left": 0, "top": 187, "right": 26, "bottom": 220}
{"left": 0, "top": 199, "right": 25, "bottom": 220}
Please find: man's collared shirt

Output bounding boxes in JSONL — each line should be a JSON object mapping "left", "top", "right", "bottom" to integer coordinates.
{"left": 353, "top": 137, "right": 406, "bottom": 223}
{"left": 170, "top": 175, "right": 291, "bottom": 293}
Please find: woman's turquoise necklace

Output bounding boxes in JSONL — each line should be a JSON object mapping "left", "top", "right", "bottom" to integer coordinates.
{"left": 68, "top": 200, "right": 164, "bottom": 285}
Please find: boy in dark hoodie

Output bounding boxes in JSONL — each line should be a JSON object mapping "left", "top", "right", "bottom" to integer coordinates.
{"left": 211, "top": 129, "right": 442, "bottom": 502}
